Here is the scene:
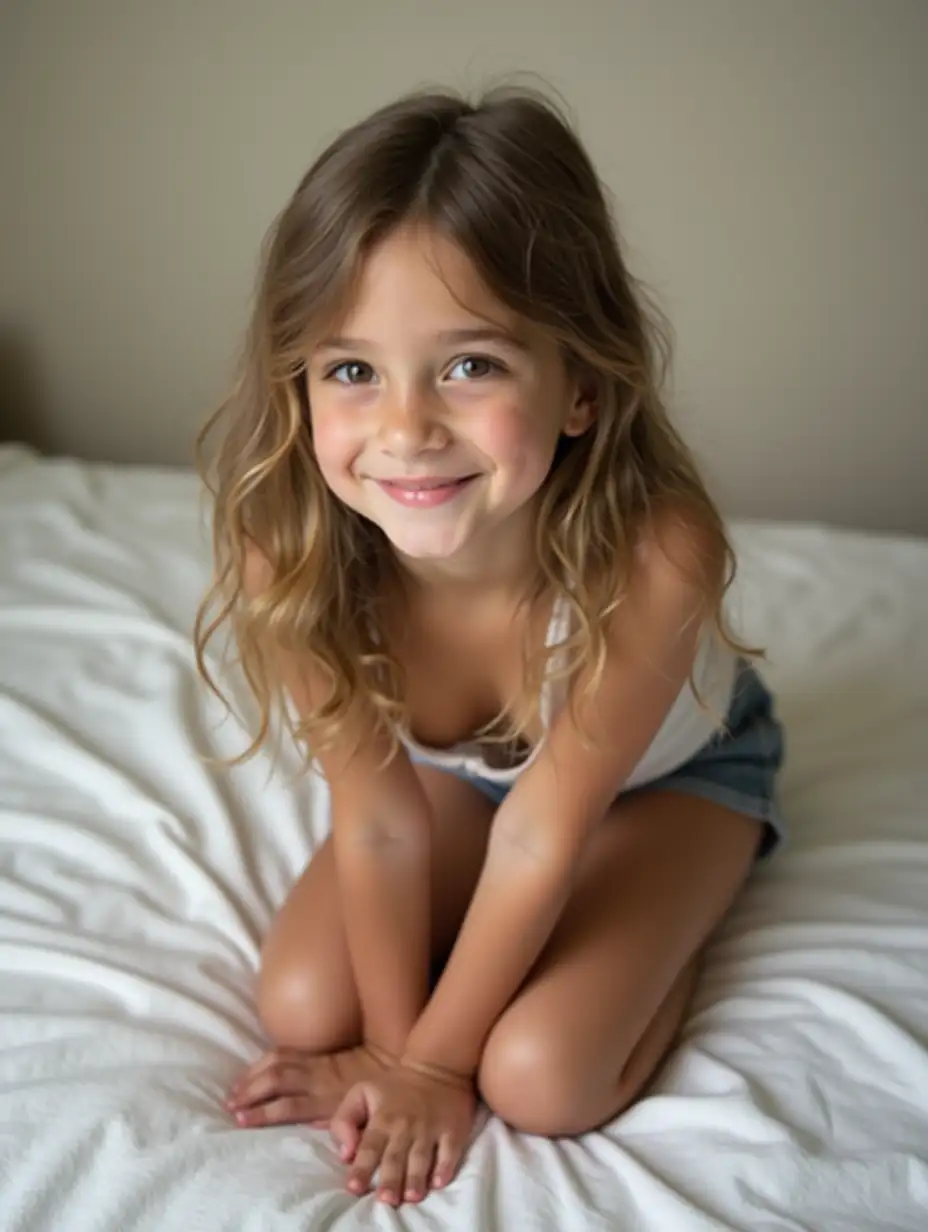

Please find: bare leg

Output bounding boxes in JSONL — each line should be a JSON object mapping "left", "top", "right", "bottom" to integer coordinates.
{"left": 257, "top": 767, "right": 495, "bottom": 1051}
{"left": 476, "top": 789, "right": 762, "bottom": 1137}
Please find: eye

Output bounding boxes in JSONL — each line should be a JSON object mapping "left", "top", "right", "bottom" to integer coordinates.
{"left": 326, "top": 360, "right": 376, "bottom": 385}
{"left": 446, "top": 355, "right": 502, "bottom": 381}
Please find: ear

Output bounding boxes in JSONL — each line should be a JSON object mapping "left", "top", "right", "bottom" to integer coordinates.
{"left": 562, "top": 372, "right": 598, "bottom": 437}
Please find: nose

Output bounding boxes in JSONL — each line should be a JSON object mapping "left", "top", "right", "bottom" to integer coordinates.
{"left": 377, "top": 384, "right": 449, "bottom": 458}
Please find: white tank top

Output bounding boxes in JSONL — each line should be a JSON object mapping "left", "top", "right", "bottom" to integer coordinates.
{"left": 400, "top": 596, "right": 738, "bottom": 791}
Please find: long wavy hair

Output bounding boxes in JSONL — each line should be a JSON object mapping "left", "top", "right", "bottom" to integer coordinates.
{"left": 194, "top": 85, "right": 756, "bottom": 768}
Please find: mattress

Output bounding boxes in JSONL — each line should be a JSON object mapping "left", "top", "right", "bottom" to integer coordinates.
{"left": 1, "top": 444, "right": 926, "bottom": 1231}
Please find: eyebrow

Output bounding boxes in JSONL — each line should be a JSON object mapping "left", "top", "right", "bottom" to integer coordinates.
{"left": 315, "top": 327, "right": 530, "bottom": 353}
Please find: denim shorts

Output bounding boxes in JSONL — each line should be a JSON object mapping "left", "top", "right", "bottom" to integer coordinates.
{"left": 411, "top": 661, "right": 786, "bottom": 859}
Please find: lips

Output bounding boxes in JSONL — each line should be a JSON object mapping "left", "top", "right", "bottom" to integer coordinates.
{"left": 380, "top": 477, "right": 473, "bottom": 489}
{"left": 371, "top": 475, "right": 478, "bottom": 508}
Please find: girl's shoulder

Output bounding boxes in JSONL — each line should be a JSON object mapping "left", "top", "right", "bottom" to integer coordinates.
{"left": 630, "top": 505, "right": 726, "bottom": 596}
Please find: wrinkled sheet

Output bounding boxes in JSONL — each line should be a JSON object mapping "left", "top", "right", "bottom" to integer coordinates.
{"left": 1, "top": 444, "right": 926, "bottom": 1231}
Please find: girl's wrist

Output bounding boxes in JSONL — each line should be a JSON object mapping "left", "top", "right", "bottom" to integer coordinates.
{"left": 398, "top": 1053, "right": 477, "bottom": 1092}
{"left": 362, "top": 1040, "right": 401, "bottom": 1068}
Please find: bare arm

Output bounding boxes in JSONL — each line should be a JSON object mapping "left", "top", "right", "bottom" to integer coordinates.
{"left": 326, "top": 737, "right": 433, "bottom": 1058}
{"left": 243, "top": 544, "right": 432, "bottom": 1057}
{"left": 403, "top": 521, "right": 721, "bottom": 1078}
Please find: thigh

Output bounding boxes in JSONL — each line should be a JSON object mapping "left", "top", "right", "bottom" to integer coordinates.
{"left": 258, "top": 766, "right": 495, "bottom": 1050}
{"left": 478, "top": 789, "right": 762, "bottom": 1136}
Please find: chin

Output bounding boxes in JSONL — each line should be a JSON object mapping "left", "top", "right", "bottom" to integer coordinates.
{"left": 386, "top": 532, "right": 470, "bottom": 561}
{"left": 378, "top": 517, "right": 474, "bottom": 561}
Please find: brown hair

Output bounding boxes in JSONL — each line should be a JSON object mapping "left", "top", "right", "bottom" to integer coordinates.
{"left": 194, "top": 85, "right": 755, "bottom": 766}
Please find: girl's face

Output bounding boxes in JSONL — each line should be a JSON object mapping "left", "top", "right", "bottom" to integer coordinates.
{"left": 306, "top": 226, "right": 594, "bottom": 584}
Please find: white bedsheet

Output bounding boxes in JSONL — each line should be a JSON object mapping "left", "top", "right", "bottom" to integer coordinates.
{"left": 1, "top": 444, "right": 926, "bottom": 1231}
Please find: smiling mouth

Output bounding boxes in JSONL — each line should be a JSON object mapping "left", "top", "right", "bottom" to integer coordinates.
{"left": 372, "top": 475, "right": 479, "bottom": 507}
{"left": 380, "top": 476, "right": 476, "bottom": 489}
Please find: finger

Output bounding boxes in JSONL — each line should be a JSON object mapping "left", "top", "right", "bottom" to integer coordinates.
{"left": 233, "top": 1095, "right": 320, "bottom": 1128}
{"left": 374, "top": 1126, "right": 413, "bottom": 1206}
{"left": 403, "top": 1138, "right": 436, "bottom": 1205}
{"left": 227, "top": 1064, "right": 309, "bottom": 1110}
{"left": 346, "top": 1123, "right": 389, "bottom": 1196}
{"left": 432, "top": 1129, "right": 467, "bottom": 1190}
{"left": 330, "top": 1085, "right": 371, "bottom": 1165}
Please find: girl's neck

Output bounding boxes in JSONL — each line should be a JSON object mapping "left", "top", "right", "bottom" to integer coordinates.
{"left": 395, "top": 553, "right": 532, "bottom": 606}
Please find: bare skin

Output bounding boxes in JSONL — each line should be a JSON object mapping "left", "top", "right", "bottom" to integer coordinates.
{"left": 225, "top": 229, "right": 766, "bottom": 1205}
{"left": 227, "top": 529, "right": 763, "bottom": 1204}
{"left": 231, "top": 764, "right": 760, "bottom": 1171}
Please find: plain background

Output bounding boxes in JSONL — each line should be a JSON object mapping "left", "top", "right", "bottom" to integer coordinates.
{"left": 1, "top": 0, "right": 925, "bottom": 534}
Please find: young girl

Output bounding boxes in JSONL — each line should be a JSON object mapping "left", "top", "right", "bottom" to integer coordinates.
{"left": 196, "top": 87, "right": 785, "bottom": 1208}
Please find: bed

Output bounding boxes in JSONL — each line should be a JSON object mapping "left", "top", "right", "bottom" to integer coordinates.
{"left": 1, "top": 442, "right": 926, "bottom": 1231}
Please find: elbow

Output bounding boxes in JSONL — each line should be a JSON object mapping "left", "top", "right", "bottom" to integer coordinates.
{"left": 333, "top": 802, "right": 431, "bottom": 852}
{"left": 348, "top": 824, "right": 428, "bottom": 852}
{"left": 487, "top": 814, "right": 585, "bottom": 876}
{"left": 488, "top": 781, "right": 599, "bottom": 873}
{"left": 487, "top": 822, "right": 548, "bottom": 866}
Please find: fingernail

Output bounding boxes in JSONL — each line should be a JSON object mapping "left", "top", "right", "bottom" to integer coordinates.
{"left": 379, "top": 1189, "right": 396, "bottom": 1205}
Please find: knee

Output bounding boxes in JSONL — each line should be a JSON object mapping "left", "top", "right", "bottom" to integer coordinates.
{"left": 256, "top": 944, "right": 360, "bottom": 1052}
{"left": 478, "top": 1019, "right": 621, "bottom": 1139}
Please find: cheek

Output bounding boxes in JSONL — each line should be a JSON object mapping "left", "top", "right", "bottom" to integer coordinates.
{"left": 309, "top": 406, "right": 361, "bottom": 479}
{"left": 306, "top": 408, "right": 370, "bottom": 511}
{"left": 472, "top": 401, "right": 559, "bottom": 489}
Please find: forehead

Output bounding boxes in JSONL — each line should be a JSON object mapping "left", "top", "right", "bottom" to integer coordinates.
{"left": 336, "top": 225, "right": 522, "bottom": 336}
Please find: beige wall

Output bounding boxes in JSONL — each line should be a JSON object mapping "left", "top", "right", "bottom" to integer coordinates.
{"left": 2, "top": 0, "right": 926, "bottom": 534}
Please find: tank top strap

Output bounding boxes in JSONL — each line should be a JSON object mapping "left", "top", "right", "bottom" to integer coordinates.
{"left": 540, "top": 593, "right": 572, "bottom": 729}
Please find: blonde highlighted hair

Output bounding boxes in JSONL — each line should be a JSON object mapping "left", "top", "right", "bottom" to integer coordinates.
{"left": 194, "top": 85, "right": 755, "bottom": 766}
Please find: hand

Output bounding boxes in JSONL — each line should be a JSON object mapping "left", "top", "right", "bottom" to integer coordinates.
{"left": 225, "top": 1042, "right": 395, "bottom": 1129}
{"left": 330, "top": 1060, "right": 477, "bottom": 1206}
